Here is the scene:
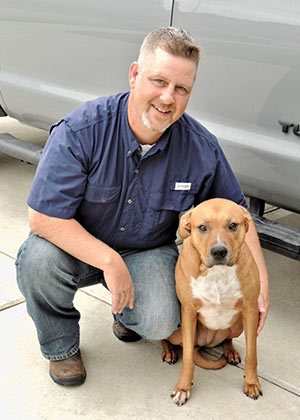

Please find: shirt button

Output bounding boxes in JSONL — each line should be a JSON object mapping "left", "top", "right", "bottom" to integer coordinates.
{"left": 128, "top": 150, "right": 132, "bottom": 156}
{"left": 127, "top": 199, "right": 133, "bottom": 204}
{"left": 120, "top": 226, "right": 126, "bottom": 232}
{"left": 135, "top": 169, "right": 139, "bottom": 174}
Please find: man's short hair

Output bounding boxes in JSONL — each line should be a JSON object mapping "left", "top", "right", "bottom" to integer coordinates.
{"left": 139, "top": 26, "right": 201, "bottom": 67}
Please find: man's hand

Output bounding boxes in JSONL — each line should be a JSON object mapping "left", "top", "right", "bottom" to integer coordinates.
{"left": 245, "top": 219, "right": 270, "bottom": 335}
{"left": 28, "top": 208, "right": 135, "bottom": 314}
{"left": 257, "top": 282, "right": 270, "bottom": 335}
{"left": 103, "top": 254, "right": 135, "bottom": 314}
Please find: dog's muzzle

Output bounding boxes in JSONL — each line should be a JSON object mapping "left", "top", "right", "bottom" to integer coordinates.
{"left": 210, "top": 245, "right": 230, "bottom": 266}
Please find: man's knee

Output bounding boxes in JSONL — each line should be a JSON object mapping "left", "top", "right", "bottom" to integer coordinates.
{"left": 16, "top": 232, "right": 68, "bottom": 295}
{"left": 120, "top": 299, "right": 180, "bottom": 340}
{"left": 145, "top": 318, "right": 180, "bottom": 340}
{"left": 121, "top": 243, "right": 180, "bottom": 340}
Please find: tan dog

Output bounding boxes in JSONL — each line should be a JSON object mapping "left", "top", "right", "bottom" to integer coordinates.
{"left": 161, "top": 198, "right": 262, "bottom": 406}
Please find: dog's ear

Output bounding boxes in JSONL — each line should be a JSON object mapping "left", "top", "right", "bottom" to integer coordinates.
{"left": 239, "top": 205, "right": 251, "bottom": 233}
{"left": 179, "top": 210, "right": 193, "bottom": 238}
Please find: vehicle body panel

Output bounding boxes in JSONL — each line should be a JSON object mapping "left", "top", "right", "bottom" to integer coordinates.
{"left": 0, "top": 0, "right": 299, "bottom": 212}
{"left": 0, "top": 0, "right": 171, "bottom": 127}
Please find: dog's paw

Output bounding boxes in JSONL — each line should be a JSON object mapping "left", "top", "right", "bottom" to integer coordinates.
{"left": 224, "top": 349, "right": 241, "bottom": 366}
{"left": 243, "top": 379, "right": 263, "bottom": 400}
{"left": 162, "top": 350, "right": 177, "bottom": 365}
{"left": 161, "top": 340, "right": 178, "bottom": 365}
{"left": 171, "top": 389, "right": 191, "bottom": 406}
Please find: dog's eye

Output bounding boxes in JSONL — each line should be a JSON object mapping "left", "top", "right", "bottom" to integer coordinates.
{"left": 198, "top": 225, "right": 207, "bottom": 232}
{"left": 229, "top": 223, "right": 238, "bottom": 232}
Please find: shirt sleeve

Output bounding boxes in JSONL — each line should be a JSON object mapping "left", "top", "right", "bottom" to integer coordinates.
{"left": 27, "top": 120, "right": 88, "bottom": 219}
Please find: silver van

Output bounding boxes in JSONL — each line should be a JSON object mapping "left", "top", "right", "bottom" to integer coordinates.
{"left": 1, "top": 0, "right": 299, "bottom": 257}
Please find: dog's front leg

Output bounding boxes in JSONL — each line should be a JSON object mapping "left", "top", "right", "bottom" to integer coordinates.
{"left": 172, "top": 307, "right": 197, "bottom": 406}
{"left": 243, "top": 308, "right": 262, "bottom": 399}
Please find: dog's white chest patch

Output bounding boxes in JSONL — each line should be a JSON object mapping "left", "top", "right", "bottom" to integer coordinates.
{"left": 190, "top": 265, "right": 243, "bottom": 330}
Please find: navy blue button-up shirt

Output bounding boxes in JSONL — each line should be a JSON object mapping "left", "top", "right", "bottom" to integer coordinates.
{"left": 28, "top": 92, "right": 246, "bottom": 250}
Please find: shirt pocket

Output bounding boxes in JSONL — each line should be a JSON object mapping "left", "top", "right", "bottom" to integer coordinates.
{"left": 84, "top": 184, "right": 121, "bottom": 204}
{"left": 147, "top": 188, "right": 195, "bottom": 232}
{"left": 150, "top": 190, "right": 195, "bottom": 212}
{"left": 79, "top": 184, "right": 121, "bottom": 240}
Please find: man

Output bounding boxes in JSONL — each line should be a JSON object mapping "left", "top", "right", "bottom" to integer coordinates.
{"left": 16, "top": 27, "right": 270, "bottom": 386}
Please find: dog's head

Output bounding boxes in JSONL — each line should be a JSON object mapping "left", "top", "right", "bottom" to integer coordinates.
{"left": 179, "top": 198, "right": 251, "bottom": 268}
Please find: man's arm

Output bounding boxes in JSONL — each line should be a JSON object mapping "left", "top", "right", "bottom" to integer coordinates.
{"left": 28, "top": 207, "right": 135, "bottom": 314}
{"left": 245, "top": 219, "right": 270, "bottom": 335}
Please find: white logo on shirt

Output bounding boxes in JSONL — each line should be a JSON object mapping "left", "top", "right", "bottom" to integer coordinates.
{"left": 175, "top": 182, "right": 192, "bottom": 191}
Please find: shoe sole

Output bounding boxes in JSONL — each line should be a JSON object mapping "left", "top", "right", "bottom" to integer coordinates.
{"left": 49, "top": 369, "right": 86, "bottom": 386}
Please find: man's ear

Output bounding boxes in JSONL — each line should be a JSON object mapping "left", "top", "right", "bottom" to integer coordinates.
{"left": 239, "top": 205, "right": 251, "bottom": 233}
{"left": 179, "top": 210, "right": 193, "bottom": 239}
{"left": 129, "top": 61, "right": 139, "bottom": 89}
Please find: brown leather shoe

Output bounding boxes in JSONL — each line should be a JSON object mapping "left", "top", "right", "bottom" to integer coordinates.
{"left": 49, "top": 350, "right": 86, "bottom": 386}
{"left": 112, "top": 321, "right": 142, "bottom": 342}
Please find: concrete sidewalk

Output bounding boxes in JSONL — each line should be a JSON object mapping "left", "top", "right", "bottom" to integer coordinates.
{"left": 1, "top": 249, "right": 300, "bottom": 420}
{"left": 1, "top": 117, "right": 300, "bottom": 419}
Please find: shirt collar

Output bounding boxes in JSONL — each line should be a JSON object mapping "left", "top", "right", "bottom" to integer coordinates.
{"left": 121, "top": 93, "right": 141, "bottom": 158}
{"left": 122, "top": 92, "right": 172, "bottom": 158}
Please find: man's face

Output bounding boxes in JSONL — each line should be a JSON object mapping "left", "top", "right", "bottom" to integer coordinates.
{"left": 128, "top": 48, "right": 197, "bottom": 143}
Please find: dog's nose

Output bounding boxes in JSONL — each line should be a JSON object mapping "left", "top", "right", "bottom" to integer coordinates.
{"left": 211, "top": 245, "right": 228, "bottom": 261}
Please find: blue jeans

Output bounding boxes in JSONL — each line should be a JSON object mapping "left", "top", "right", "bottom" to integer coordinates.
{"left": 16, "top": 232, "right": 180, "bottom": 361}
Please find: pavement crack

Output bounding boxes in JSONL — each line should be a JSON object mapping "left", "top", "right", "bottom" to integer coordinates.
{"left": 203, "top": 347, "right": 300, "bottom": 398}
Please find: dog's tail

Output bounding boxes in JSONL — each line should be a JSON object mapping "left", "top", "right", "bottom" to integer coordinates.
{"left": 193, "top": 348, "right": 227, "bottom": 370}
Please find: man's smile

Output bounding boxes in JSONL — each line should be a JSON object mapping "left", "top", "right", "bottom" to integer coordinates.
{"left": 151, "top": 104, "right": 172, "bottom": 115}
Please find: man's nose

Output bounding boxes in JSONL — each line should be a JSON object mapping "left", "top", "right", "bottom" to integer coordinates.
{"left": 160, "top": 86, "right": 175, "bottom": 104}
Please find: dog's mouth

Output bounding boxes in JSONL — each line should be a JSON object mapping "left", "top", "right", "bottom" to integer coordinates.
{"left": 206, "top": 260, "right": 234, "bottom": 269}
